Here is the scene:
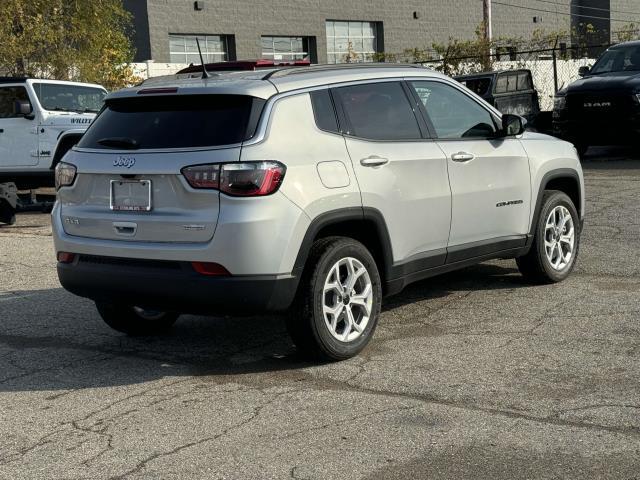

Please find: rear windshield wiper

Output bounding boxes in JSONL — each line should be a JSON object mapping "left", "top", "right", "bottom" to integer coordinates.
{"left": 96, "top": 137, "right": 140, "bottom": 149}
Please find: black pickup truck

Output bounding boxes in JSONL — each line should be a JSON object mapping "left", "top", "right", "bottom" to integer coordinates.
{"left": 455, "top": 69, "right": 541, "bottom": 123}
{"left": 553, "top": 40, "right": 640, "bottom": 156}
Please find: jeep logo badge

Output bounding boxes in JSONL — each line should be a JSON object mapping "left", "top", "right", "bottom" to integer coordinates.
{"left": 114, "top": 157, "right": 136, "bottom": 168}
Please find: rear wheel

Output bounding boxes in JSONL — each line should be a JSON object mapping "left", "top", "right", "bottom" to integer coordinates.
{"left": 95, "top": 302, "right": 179, "bottom": 335}
{"left": 287, "top": 237, "right": 382, "bottom": 361}
{"left": 0, "top": 200, "right": 16, "bottom": 225}
{"left": 517, "top": 190, "right": 580, "bottom": 283}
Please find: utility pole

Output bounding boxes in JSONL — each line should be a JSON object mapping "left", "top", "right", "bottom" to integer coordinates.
{"left": 483, "top": 0, "right": 492, "bottom": 42}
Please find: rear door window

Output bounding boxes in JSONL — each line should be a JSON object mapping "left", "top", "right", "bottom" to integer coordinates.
{"left": 78, "top": 94, "right": 265, "bottom": 150}
{"left": 333, "top": 82, "right": 422, "bottom": 140}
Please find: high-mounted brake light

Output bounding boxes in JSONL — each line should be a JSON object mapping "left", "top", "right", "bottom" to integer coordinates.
{"left": 137, "top": 87, "right": 179, "bottom": 95}
{"left": 182, "top": 161, "right": 286, "bottom": 196}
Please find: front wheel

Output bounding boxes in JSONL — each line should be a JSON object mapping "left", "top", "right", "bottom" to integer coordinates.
{"left": 286, "top": 237, "right": 382, "bottom": 361}
{"left": 95, "top": 302, "right": 179, "bottom": 335}
{"left": 517, "top": 190, "right": 580, "bottom": 283}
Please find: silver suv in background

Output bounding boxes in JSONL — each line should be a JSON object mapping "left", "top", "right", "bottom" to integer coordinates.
{"left": 52, "top": 64, "right": 584, "bottom": 360}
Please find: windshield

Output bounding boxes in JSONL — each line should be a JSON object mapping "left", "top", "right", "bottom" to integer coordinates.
{"left": 32, "top": 83, "right": 106, "bottom": 113}
{"left": 590, "top": 46, "right": 640, "bottom": 74}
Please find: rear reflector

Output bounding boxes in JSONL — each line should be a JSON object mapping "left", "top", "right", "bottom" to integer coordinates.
{"left": 57, "top": 252, "right": 76, "bottom": 264}
{"left": 191, "top": 262, "right": 230, "bottom": 276}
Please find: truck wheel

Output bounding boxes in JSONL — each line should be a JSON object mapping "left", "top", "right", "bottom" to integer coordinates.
{"left": 286, "top": 237, "right": 382, "bottom": 361}
{"left": 517, "top": 190, "right": 580, "bottom": 284}
{"left": 0, "top": 200, "right": 16, "bottom": 226}
{"left": 95, "top": 302, "right": 179, "bottom": 335}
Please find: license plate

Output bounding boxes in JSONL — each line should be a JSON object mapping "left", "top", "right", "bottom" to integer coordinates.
{"left": 110, "top": 180, "right": 152, "bottom": 211}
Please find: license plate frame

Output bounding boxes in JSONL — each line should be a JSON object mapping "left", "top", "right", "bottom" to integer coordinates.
{"left": 109, "top": 179, "right": 152, "bottom": 212}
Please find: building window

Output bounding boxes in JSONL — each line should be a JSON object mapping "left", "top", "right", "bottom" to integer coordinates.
{"left": 261, "top": 36, "right": 309, "bottom": 61}
{"left": 169, "top": 34, "right": 229, "bottom": 63}
{"left": 326, "top": 21, "right": 378, "bottom": 64}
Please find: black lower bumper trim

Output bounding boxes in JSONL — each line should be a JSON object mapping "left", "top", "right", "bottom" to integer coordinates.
{"left": 57, "top": 256, "right": 298, "bottom": 315}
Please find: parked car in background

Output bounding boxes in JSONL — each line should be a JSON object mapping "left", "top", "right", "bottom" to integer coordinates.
{"left": 553, "top": 40, "right": 640, "bottom": 156}
{"left": 0, "top": 78, "right": 107, "bottom": 224}
{"left": 455, "top": 69, "right": 541, "bottom": 124}
{"left": 53, "top": 64, "right": 584, "bottom": 361}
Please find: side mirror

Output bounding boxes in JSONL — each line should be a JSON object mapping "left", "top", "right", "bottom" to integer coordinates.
{"left": 14, "top": 100, "right": 34, "bottom": 119}
{"left": 501, "top": 114, "right": 525, "bottom": 136}
{"left": 578, "top": 66, "right": 590, "bottom": 77}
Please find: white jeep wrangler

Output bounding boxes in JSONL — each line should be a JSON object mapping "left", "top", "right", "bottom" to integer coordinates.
{"left": 0, "top": 78, "right": 106, "bottom": 224}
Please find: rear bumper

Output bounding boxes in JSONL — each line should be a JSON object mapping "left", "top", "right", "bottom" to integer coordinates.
{"left": 57, "top": 255, "right": 299, "bottom": 315}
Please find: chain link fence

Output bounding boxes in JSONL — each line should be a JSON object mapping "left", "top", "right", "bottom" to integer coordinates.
{"left": 415, "top": 44, "right": 616, "bottom": 111}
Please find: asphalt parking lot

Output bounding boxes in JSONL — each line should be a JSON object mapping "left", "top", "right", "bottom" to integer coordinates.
{"left": 1, "top": 148, "right": 639, "bottom": 480}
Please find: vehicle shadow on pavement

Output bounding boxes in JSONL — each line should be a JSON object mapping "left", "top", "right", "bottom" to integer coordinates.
{"left": 0, "top": 261, "right": 527, "bottom": 393}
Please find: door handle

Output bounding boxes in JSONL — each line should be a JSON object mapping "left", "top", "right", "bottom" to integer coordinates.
{"left": 451, "top": 152, "right": 475, "bottom": 162}
{"left": 360, "top": 155, "right": 389, "bottom": 167}
{"left": 0, "top": 129, "right": 4, "bottom": 133}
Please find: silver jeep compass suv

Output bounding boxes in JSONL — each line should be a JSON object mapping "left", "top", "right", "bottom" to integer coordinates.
{"left": 53, "top": 64, "right": 584, "bottom": 360}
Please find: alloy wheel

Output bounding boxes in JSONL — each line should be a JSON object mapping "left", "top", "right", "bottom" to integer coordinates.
{"left": 322, "top": 257, "right": 373, "bottom": 342}
{"left": 544, "top": 205, "right": 575, "bottom": 270}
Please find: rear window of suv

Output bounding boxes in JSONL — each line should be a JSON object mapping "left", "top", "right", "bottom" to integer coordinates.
{"left": 78, "top": 94, "right": 265, "bottom": 150}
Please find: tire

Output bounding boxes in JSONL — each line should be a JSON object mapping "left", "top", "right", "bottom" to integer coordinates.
{"left": 0, "top": 200, "right": 16, "bottom": 226}
{"left": 95, "top": 302, "right": 179, "bottom": 336}
{"left": 286, "top": 237, "right": 382, "bottom": 361}
{"left": 517, "top": 190, "right": 580, "bottom": 284}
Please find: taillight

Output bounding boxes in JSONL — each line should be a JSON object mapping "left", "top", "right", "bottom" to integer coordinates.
{"left": 220, "top": 162, "right": 285, "bottom": 196}
{"left": 55, "top": 162, "right": 77, "bottom": 190}
{"left": 182, "top": 164, "right": 220, "bottom": 189}
{"left": 182, "top": 161, "right": 285, "bottom": 196}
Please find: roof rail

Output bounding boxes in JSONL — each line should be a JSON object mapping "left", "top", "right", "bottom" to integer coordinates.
{"left": 261, "top": 62, "right": 425, "bottom": 80}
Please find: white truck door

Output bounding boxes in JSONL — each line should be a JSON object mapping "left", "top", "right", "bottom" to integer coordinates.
{"left": 0, "top": 84, "right": 38, "bottom": 167}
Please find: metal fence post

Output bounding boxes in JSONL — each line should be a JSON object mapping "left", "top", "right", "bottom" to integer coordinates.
{"left": 552, "top": 38, "right": 559, "bottom": 93}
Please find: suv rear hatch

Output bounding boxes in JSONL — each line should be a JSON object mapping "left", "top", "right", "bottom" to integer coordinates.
{"left": 58, "top": 93, "right": 265, "bottom": 243}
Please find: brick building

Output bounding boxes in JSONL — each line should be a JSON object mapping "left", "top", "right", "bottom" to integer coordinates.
{"left": 123, "top": 0, "right": 640, "bottom": 64}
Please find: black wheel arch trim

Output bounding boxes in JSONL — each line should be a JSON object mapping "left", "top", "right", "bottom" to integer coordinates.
{"left": 528, "top": 168, "right": 582, "bottom": 241}
{"left": 51, "top": 132, "right": 83, "bottom": 168}
{"left": 292, "top": 207, "right": 395, "bottom": 283}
